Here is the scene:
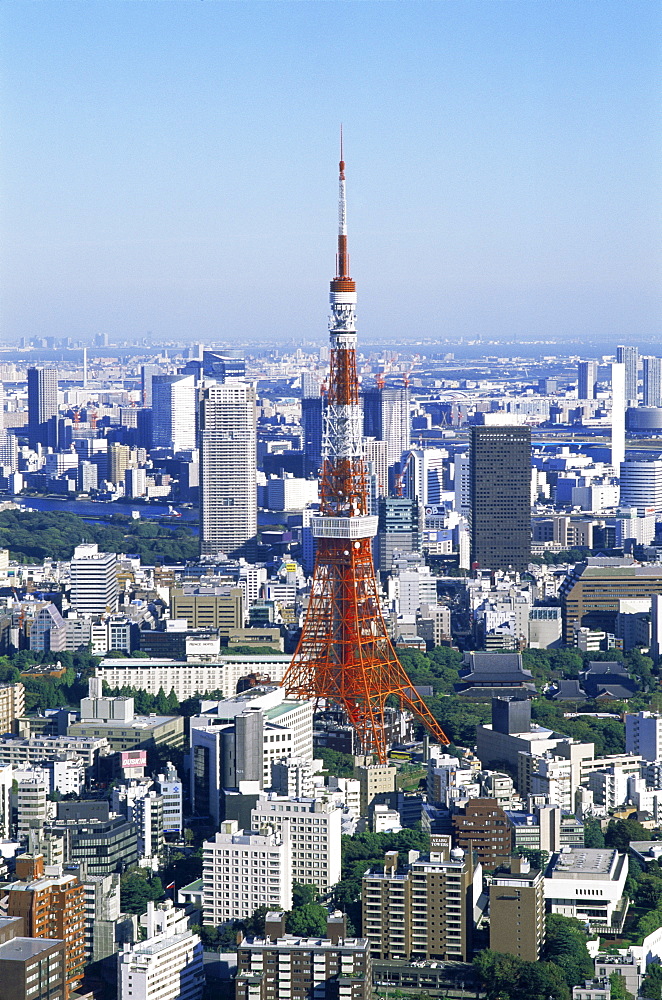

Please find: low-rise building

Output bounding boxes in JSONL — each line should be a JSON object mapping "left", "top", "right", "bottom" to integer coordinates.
{"left": 545, "top": 847, "right": 629, "bottom": 935}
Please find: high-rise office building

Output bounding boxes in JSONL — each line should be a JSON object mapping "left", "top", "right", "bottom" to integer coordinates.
{"left": 362, "top": 386, "right": 410, "bottom": 468}
{"left": 70, "top": 543, "right": 119, "bottom": 615}
{"left": 199, "top": 381, "right": 257, "bottom": 560}
{"left": 151, "top": 374, "right": 197, "bottom": 453}
{"left": 611, "top": 362, "right": 626, "bottom": 469}
{"left": 376, "top": 496, "right": 421, "bottom": 573}
{"left": 301, "top": 394, "right": 323, "bottom": 477}
{"left": 617, "top": 345, "right": 639, "bottom": 404}
{"left": 107, "top": 442, "right": 130, "bottom": 485}
{"left": 643, "top": 356, "right": 662, "bottom": 407}
{"left": 405, "top": 448, "right": 446, "bottom": 507}
{"left": 619, "top": 460, "right": 662, "bottom": 514}
{"left": 140, "top": 364, "right": 160, "bottom": 407}
{"left": 470, "top": 425, "right": 531, "bottom": 573}
{"left": 577, "top": 361, "right": 598, "bottom": 400}
{"left": 27, "top": 367, "right": 58, "bottom": 449}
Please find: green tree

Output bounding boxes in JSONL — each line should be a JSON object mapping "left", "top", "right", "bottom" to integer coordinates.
{"left": 605, "top": 818, "right": 650, "bottom": 852}
{"left": 641, "top": 964, "right": 662, "bottom": 999}
{"left": 609, "top": 972, "right": 635, "bottom": 1000}
{"left": 544, "top": 913, "right": 594, "bottom": 990}
{"left": 292, "top": 882, "right": 319, "bottom": 907}
{"left": 584, "top": 818, "right": 605, "bottom": 848}
{"left": 120, "top": 870, "right": 164, "bottom": 914}
{"left": 285, "top": 903, "right": 328, "bottom": 937}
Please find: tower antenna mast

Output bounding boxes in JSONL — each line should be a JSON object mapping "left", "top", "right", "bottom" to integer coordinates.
{"left": 282, "top": 138, "right": 449, "bottom": 761}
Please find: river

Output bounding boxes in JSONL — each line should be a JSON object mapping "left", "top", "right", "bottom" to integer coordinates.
{"left": 4, "top": 495, "right": 199, "bottom": 525}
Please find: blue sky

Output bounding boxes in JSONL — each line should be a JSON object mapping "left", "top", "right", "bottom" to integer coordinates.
{"left": 1, "top": 1, "right": 660, "bottom": 347}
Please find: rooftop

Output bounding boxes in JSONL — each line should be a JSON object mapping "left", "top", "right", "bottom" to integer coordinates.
{"left": 548, "top": 848, "right": 619, "bottom": 879}
{"left": 0, "top": 937, "right": 63, "bottom": 960}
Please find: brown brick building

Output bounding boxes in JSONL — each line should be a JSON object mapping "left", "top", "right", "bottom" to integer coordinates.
{"left": 6, "top": 855, "right": 85, "bottom": 998}
{"left": 452, "top": 798, "right": 511, "bottom": 869}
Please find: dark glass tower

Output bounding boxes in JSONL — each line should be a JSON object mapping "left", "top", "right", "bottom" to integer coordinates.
{"left": 470, "top": 425, "right": 531, "bottom": 572}
{"left": 27, "top": 366, "right": 58, "bottom": 449}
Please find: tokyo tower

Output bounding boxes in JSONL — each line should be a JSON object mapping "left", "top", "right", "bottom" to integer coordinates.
{"left": 282, "top": 140, "right": 450, "bottom": 762}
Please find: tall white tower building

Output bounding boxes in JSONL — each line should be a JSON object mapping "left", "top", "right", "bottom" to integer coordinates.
{"left": 151, "top": 374, "right": 197, "bottom": 453}
{"left": 70, "top": 543, "right": 119, "bottom": 614}
{"left": 199, "top": 381, "right": 257, "bottom": 560}
{"left": 611, "top": 362, "right": 626, "bottom": 469}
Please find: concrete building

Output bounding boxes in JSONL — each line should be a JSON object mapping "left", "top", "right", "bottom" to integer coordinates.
{"left": 619, "top": 459, "right": 662, "bottom": 515}
{"left": 354, "top": 762, "right": 396, "bottom": 817}
{"left": 151, "top": 373, "right": 197, "bottom": 454}
{"left": 625, "top": 711, "right": 662, "bottom": 762}
{"left": 202, "top": 820, "right": 291, "bottom": 925}
{"left": 82, "top": 872, "right": 121, "bottom": 963}
{"left": 361, "top": 837, "right": 481, "bottom": 962}
{"left": 643, "top": 356, "right": 662, "bottom": 407}
{"left": 451, "top": 799, "right": 512, "bottom": 869}
{"left": 0, "top": 927, "right": 65, "bottom": 1000}
{"left": 578, "top": 361, "right": 598, "bottom": 400}
{"left": 29, "top": 604, "right": 67, "bottom": 653}
{"left": 611, "top": 362, "right": 626, "bottom": 469}
{"left": 251, "top": 794, "right": 342, "bottom": 892}
{"left": 362, "top": 385, "right": 410, "bottom": 468}
{"left": 236, "top": 910, "right": 372, "bottom": 1000}
{"left": 560, "top": 561, "right": 662, "bottom": 643}
{"left": 68, "top": 678, "right": 183, "bottom": 752}
{"left": 616, "top": 345, "right": 639, "bottom": 405}
{"left": 200, "top": 380, "right": 257, "bottom": 560}
{"left": 489, "top": 856, "right": 546, "bottom": 961}
{"left": 17, "top": 774, "right": 51, "bottom": 837}
{"left": 156, "top": 763, "right": 183, "bottom": 836}
{"left": 69, "top": 543, "right": 119, "bottom": 615}
{"left": 170, "top": 586, "right": 244, "bottom": 635}
{"left": 27, "top": 367, "right": 58, "bottom": 449}
{"left": 95, "top": 654, "right": 291, "bottom": 703}
{"left": 470, "top": 425, "right": 531, "bottom": 573}
{"left": 377, "top": 497, "right": 421, "bottom": 573}
{"left": 117, "top": 900, "right": 204, "bottom": 1000}
{"left": 7, "top": 855, "right": 85, "bottom": 998}
{"left": 0, "top": 682, "right": 25, "bottom": 735}
{"left": 544, "top": 847, "right": 628, "bottom": 934}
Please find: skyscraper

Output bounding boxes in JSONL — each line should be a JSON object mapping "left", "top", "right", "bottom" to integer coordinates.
{"left": 643, "top": 356, "right": 662, "bottom": 407}
{"left": 301, "top": 393, "right": 324, "bottom": 477}
{"left": 617, "top": 345, "right": 639, "bottom": 404}
{"left": 151, "top": 373, "right": 197, "bottom": 453}
{"left": 27, "top": 367, "right": 58, "bottom": 449}
{"left": 611, "top": 362, "right": 626, "bottom": 469}
{"left": 620, "top": 460, "right": 662, "bottom": 514}
{"left": 362, "top": 385, "right": 411, "bottom": 468}
{"left": 470, "top": 425, "right": 531, "bottom": 572}
{"left": 577, "top": 360, "right": 598, "bottom": 400}
{"left": 199, "top": 381, "right": 257, "bottom": 560}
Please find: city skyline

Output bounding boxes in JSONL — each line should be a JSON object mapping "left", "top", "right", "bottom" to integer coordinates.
{"left": 2, "top": 1, "right": 660, "bottom": 347}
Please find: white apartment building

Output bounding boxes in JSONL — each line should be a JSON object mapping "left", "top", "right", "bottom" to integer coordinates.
{"left": 251, "top": 794, "right": 342, "bottom": 892}
{"left": 625, "top": 711, "right": 662, "bottom": 762}
{"left": 545, "top": 848, "right": 628, "bottom": 933}
{"left": 156, "top": 764, "right": 183, "bottom": 835}
{"left": 271, "top": 758, "right": 322, "bottom": 799}
{"left": 70, "top": 543, "right": 119, "bottom": 615}
{"left": 200, "top": 380, "right": 257, "bottom": 560}
{"left": 0, "top": 763, "right": 12, "bottom": 839}
{"left": 587, "top": 768, "right": 629, "bottom": 812}
{"left": 202, "top": 821, "right": 291, "bottom": 925}
{"left": 117, "top": 900, "right": 204, "bottom": 1000}
{"left": 326, "top": 776, "right": 362, "bottom": 817}
{"left": 96, "top": 655, "right": 291, "bottom": 702}
{"left": 51, "top": 757, "right": 85, "bottom": 796}
{"left": 17, "top": 773, "right": 51, "bottom": 836}
{"left": 0, "top": 735, "right": 109, "bottom": 769}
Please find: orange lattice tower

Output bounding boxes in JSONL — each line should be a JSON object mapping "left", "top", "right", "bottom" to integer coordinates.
{"left": 282, "top": 139, "right": 449, "bottom": 762}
